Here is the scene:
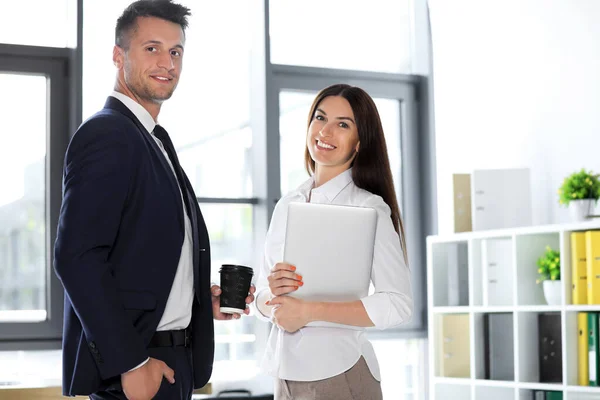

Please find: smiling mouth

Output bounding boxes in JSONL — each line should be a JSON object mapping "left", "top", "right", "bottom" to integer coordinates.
{"left": 150, "top": 75, "right": 173, "bottom": 83}
{"left": 316, "top": 139, "right": 336, "bottom": 150}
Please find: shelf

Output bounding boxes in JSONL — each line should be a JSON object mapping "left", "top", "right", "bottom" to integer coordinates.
{"left": 516, "top": 382, "right": 563, "bottom": 391}
{"left": 472, "top": 306, "right": 514, "bottom": 313}
{"left": 516, "top": 305, "right": 562, "bottom": 312}
{"left": 426, "top": 219, "right": 600, "bottom": 244}
{"left": 434, "top": 382, "right": 472, "bottom": 400}
{"left": 433, "top": 377, "right": 473, "bottom": 385}
{"left": 473, "top": 379, "right": 515, "bottom": 388}
{"left": 566, "top": 385, "right": 600, "bottom": 393}
{"left": 435, "top": 306, "right": 600, "bottom": 313}
{"left": 433, "top": 306, "right": 471, "bottom": 314}
{"left": 565, "top": 305, "right": 600, "bottom": 312}
{"left": 566, "top": 392, "right": 600, "bottom": 400}
{"left": 427, "top": 221, "right": 600, "bottom": 399}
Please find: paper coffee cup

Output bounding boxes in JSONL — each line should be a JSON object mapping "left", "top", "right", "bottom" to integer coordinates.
{"left": 219, "top": 264, "right": 253, "bottom": 314}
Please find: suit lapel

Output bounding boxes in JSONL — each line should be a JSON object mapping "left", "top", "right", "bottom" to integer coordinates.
{"left": 103, "top": 97, "right": 184, "bottom": 231}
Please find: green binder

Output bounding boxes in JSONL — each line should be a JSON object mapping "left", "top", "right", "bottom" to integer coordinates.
{"left": 545, "top": 391, "right": 563, "bottom": 400}
{"left": 589, "top": 312, "right": 600, "bottom": 386}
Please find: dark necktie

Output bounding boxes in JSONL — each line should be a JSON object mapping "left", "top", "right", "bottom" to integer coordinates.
{"left": 153, "top": 125, "right": 192, "bottom": 217}
{"left": 153, "top": 125, "right": 203, "bottom": 305}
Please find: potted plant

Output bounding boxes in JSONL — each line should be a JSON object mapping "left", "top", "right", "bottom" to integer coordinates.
{"left": 536, "top": 245, "right": 561, "bottom": 305}
{"left": 558, "top": 169, "right": 600, "bottom": 221}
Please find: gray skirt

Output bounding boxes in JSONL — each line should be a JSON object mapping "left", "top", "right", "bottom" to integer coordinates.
{"left": 275, "top": 356, "right": 383, "bottom": 400}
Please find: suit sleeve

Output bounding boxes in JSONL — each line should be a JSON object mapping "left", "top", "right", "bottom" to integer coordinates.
{"left": 54, "top": 118, "right": 148, "bottom": 379}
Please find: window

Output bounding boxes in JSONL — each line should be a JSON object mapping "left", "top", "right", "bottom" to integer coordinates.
{"left": 269, "top": 0, "right": 414, "bottom": 73}
{"left": 0, "top": 74, "right": 47, "bottom": 321}
{"left": 201, "top": 203, "right": 258, "bottom": 375}
{"left": 2, "top": 2, "right": 433, "bottom": 398}
{"left": 0, "top": 0, "right": 76, "bottom": 48}
{"left": 0, "top": 49, "right": 70, "bottom": 343}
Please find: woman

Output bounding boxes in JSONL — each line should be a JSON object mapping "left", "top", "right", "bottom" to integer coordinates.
{"left": 254, "top": 84, "right": 413, "bottom": 400}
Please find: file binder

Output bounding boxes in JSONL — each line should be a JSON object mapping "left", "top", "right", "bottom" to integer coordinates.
{"left": 447, "top": 242, "right": 469, "bottom": 307}
{"left": 453, "top": 174, "right": 472, "bottom": 233}
{"left": 538, "top": 312, "right": 562, "bottom": 383}
{"left": 437, "top": 313, "right": 471, "bottom": 378}
{"left": 579, "top": 312, "right": 589, "bottom": 386}
{"left": 586, "top": 231, "right": 600, "bottom": 305}
{"left": 589, "top": 312, "right": 600, "bottom": 386}
{"left": 571, "top": 232, "right": 588, "bottom": 304}
{"left": 484, "top": 313, "right": 514, "bottom": 380}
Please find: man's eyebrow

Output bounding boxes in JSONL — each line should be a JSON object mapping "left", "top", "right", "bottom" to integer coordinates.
{"left": 141, "top": 40, "right": 184, "bottom": 50}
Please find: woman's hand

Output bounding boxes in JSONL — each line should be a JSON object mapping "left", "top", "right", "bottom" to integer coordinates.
{"left": 267, "top": 262, "right": 303, "bottom": 296}
{"left": 267, "top": 296, "right": 313, "bottom": 333}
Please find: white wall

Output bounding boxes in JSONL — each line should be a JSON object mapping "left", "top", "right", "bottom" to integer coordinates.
{"left": 429, "top": 0, "right": 600, "bottom": 234}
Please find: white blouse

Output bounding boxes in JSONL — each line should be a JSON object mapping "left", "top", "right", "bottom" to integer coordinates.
{"left": 254, "top": 168, "right": 413, "bottom": 382}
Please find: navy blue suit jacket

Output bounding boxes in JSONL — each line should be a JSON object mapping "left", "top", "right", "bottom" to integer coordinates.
{"left": 54, "top": 97, "right": 214, "bottom": 396}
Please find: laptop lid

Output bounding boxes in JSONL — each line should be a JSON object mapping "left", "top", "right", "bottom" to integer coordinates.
{"left": 283, "top": 202, "right": 377, "bottom": 327}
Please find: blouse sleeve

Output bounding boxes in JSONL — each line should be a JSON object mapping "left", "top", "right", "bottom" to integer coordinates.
{"left": 252, "top": 197, "right": 289, "bottom": 321}
{"left": 359, "top": 195, "right": 413, "bottom": 330}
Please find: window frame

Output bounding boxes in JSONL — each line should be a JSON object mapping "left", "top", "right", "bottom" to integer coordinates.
{"left": 270, "top": 66, "right": 428, "bottom": 336}
{"left": 0, "top": 0, "right": 437, "bottom": 354}
{"left": 0, "top": 44, "right": 73, "bottom": 349}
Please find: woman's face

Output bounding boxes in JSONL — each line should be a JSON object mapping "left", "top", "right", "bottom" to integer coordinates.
{"left": 306, "top": 95, "right": 360, "bottom": 171}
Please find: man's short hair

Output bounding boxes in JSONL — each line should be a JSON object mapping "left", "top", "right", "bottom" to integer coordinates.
{"left": 115, "top": 0, "right": 191, "bottom": 49}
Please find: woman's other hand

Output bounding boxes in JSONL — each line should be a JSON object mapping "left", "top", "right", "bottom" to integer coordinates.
{"left": 267, "top": 262, "right": 303, "bottom": 296}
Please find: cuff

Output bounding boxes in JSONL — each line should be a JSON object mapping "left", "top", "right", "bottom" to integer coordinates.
{"left": 126, "top": 357, "right": 150, "bottom": 373}
{"left": 253, "top": 288, "right": 274, "bottom": 321}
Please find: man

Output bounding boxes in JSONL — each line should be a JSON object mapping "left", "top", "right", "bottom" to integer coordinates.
{"left": 53, "top": 1, "right": 254, "bottom": 399}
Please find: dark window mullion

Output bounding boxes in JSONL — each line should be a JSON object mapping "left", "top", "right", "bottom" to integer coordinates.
{"left": 196, "top": 197, "right": 259, "bottom": 205}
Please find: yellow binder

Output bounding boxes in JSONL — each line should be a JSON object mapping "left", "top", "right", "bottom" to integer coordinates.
{"left": 572, "top": 232, "right": 588, "bottom": 304}
{"left": 579, "top": 312, "right": 589, "bottom": 386}
{"left": 586, "top": 231, "right": 600, "bottom": 305}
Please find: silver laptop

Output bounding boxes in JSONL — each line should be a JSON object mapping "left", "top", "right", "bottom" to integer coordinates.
{"left": 283, "top": 202, "right": 378, "bottom": 328}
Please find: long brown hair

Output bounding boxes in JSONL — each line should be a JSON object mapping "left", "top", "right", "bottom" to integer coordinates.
{"left": 304, "top": 84, "right": 408, "bottom": 262}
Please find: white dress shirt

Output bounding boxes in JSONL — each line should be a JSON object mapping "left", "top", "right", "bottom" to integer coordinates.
{"left": 110, "top": 91, "right": 195, "bottom": 333}
{"left": 254, "top": 168, "right": 413, "bottom": 382}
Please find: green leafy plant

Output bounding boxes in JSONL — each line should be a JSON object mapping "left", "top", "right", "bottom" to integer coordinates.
{"left": 536, "top": 246, "right": 560, "bottom": 283}
{"left": 558, "top": 169, "right": 600, "bottom": 206}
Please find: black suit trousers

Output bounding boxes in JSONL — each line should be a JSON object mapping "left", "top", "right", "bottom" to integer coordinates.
{"left": 89, "top": 346, "right": 194, "bottom": 400}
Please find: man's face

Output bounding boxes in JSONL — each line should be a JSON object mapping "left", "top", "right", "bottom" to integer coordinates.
{"left": 115, "top": 16, "right": 185, "bottom": 104}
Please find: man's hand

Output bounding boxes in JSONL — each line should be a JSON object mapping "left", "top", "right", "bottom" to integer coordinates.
{"left": 211, "top": 284, "right": 256, "bottom": 320}
{"left": 121, "top": 357, "right": 174, "bottom": 400}
{"left": 268, "top": 296, "right": 312, "bottom": 333}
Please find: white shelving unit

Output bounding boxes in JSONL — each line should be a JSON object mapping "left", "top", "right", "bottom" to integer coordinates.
{"left": 427, "top": 219, "right": 600, "bottom": 400}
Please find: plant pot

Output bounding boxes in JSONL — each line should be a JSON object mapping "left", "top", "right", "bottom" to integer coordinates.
{"left": 569, "top": 199, "right": 595, "bottom": 222}
{"left": 542, "top": 280, "right": 562, "bottom": 305}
